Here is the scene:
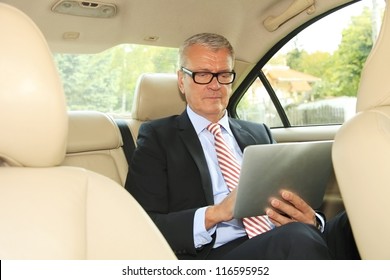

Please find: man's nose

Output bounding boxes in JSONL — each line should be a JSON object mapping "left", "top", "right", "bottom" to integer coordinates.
{"left": 208, "top": 76, "right": 221, "bottom": 88}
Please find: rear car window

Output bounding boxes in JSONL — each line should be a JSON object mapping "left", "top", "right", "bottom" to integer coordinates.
{"left": 236, "top": 0, "right": 385, "bottom": 127}
{"left": 54, "top": 45, "right": 178, "bottom": 115}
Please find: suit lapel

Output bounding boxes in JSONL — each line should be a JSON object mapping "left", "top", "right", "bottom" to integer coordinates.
{"left": 229, "top": 119, "right": 258, "bottom": 152}
{"left": 176, "top": 112, "right": 214, "bottom": 205}
{"left": 173, "top": 114, "right": 258, "bottom": 205}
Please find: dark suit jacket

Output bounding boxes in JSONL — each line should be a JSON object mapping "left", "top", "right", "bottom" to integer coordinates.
{"left": 127, "top": 110, "right": 274, "bottom": 259}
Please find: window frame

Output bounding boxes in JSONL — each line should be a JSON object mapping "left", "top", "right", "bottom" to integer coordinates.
{"left": 228, "top": 1, "right": 360, "bottom": 128}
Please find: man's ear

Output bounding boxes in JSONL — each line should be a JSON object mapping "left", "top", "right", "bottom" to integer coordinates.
{"left": 177, "top": 70, "right": 185, "bottom": 94}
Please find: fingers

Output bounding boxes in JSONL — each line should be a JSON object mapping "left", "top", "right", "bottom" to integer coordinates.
{"left": 280, "top": 190, "right": 310, "bottom": 214}
{"left": 266, "top": 207, "right": 292, "bottom": 227}
{"left": 206, "top": 189, "right": 238, "bottom": 229}
{"left": 266, "top": 189, "right": 316, "bottom": 226}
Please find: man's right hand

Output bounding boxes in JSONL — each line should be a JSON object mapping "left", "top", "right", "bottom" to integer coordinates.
{"left": 204, "top": 188, "right": 237, "bottom": 230}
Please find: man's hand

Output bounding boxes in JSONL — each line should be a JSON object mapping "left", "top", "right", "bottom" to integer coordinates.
{"left": 204, "top": 188, "right": 237, "bottom": 230}
{"left": 265, "top": 189, "right": 316, "bottom": 227}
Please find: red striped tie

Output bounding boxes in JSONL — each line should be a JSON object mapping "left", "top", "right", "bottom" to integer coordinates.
{"left": 207, "top": 123, "right": 272, "bottom": 238}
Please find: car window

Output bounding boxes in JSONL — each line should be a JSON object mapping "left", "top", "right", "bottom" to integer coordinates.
{"left": 236, "top": 0, "right": 385, "bottom": 128}
{"left": 54, "top": 45, "right": 178, "bottom": 115}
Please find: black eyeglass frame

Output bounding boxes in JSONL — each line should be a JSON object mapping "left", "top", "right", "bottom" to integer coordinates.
{"left": 181, "top": 67, "right": 236, "bottom": 85}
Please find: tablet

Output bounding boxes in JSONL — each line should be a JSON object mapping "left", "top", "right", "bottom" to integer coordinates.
{"left": 233, "top": 140, "right": 334, "bottom": 219}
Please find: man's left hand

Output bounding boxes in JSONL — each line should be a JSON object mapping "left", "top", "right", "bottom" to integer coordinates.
{"left": 265, "top": 189, "right": 316, "bottom": 227}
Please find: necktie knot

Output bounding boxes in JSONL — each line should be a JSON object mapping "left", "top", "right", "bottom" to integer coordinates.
{"left": 207, "top": 123, "right": 221, "bottom": 136}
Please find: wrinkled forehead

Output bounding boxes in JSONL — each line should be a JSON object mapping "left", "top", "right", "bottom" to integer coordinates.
{"left": 183, "top": 45, "right": 234, "bottom": 69}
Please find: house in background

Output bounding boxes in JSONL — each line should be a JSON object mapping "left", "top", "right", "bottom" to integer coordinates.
{"left": 263, "top": 65, "right": 321, "bottom": 106}
{"left": 244, "top": 65, "right": 353, "bottom": 125}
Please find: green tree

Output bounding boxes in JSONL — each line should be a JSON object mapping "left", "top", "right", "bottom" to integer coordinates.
{"left": 54, "top": 45, "right": 178, "bottom": 113}
{"left": 286, "top": 48, "right": 305, "bottom": 71}
{"left": 328, "top": 7, "right": 374, "bottom": 97}
{"left": 55, "top": 51, "right": 119, "bottom": 111}
{"left": 285, "top": 7, "right": 375, "bottom": 99}
{"left": 286, "top": 48, "right": 333, "bottom": 99}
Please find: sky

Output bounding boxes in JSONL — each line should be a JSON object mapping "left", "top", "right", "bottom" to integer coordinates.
{"left": 281, "top": 0, "right": 386, "bottom": 54}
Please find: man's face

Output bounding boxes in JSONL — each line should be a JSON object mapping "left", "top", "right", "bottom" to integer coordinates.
{"left": 178, "top": 44, "right": 233, "bottom": 123}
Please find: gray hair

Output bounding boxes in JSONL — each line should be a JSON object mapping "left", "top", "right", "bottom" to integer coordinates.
{"left": 178, "top": 33, "right": 235, "bottom": 68}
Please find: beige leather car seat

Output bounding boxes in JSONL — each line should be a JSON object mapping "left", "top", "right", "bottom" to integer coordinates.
{"left": 0, "top": 3, "right": 175, "bottom": 260}
{"left": 62, "top": 111, "right": 128, "bottom": 186}
{"left": 332, "top": 3, "right": 390, "bottom": 259}
{"left": 128, "top": 73, "right": 187, "bottom": 144}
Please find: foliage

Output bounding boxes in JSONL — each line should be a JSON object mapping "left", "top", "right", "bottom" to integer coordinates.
{"left": 54, "top": 45, "right": 178, "bottom": 113}
{"left": 285, "top": 7, "right": 375, "bottom": 98}
{"left": 329, "top": 7, "right": 374, "bottom": 97}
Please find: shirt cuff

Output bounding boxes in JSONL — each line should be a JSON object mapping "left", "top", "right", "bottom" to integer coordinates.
{"left": 315, "top": 212, "right": 325, "bottom": 232}
{"left": 193, "top": 207, "right": 216, "bottom": 248}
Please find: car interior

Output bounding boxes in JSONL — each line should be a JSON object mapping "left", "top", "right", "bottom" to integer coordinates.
{"left": 0, "top": 2, "right": 175, "bottom": 260}
{"left": 0, "top": 0, "right": 388, "bottom": 260}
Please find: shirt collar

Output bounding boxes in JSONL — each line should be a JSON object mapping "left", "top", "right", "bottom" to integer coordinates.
{"left": 186, "top": 105, "right": 233, "bottom": 136}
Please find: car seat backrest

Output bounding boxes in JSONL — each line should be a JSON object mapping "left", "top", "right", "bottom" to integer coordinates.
{"left": 0, "top": 3, "right": 175, "bottom": 260}
{"left": 332, "top": 2, "right": 390, "bottom": 259}
{"left": 0, "top": 3, "right": 68, "bottom": 168}
{"left": 62, "top": 111, "right": 128, "bottom": 186}
{"left": 128, "top": 73, "right": 187, "bottom": 143}
{"left": 61, "top": 74, "right": 187, "bottom": 187}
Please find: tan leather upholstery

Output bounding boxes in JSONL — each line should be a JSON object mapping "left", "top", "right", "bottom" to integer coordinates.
{"left": 0, "top": 4, "right": 67, "bottom": 168}
{"left": 0, "top": 3, "right": 175, "bottom": 260}
{"left": 62, "top": 111, "right": 128, "bottom": 186}
{"left": 332, "top": 3, "right": 390, "bottom": 259}
{"left": 129, "top": 73, "right": 187, "bottom": 143}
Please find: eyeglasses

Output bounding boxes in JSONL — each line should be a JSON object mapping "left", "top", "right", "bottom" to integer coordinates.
{"left": 181, "top": 67, "right": 236, "bottom": 85}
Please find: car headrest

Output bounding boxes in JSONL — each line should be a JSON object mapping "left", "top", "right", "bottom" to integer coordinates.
{"left": 0, "top": 3, "right": 68, "bottom": 167}
{"left": 356, "top": 3, "right": 390, "bottom": 112}
{"left": 66, "top": 111, "right": 122, "bottom": 153}
{"left": 131, "top": 73, "right": 187, "bottom": 121}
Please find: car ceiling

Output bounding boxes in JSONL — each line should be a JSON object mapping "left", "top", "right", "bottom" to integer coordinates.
{"left": 1, "top": 0, "right": 354, "bottom": 64}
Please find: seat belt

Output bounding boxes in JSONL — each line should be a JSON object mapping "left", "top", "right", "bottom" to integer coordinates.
{"left": 115, "top": 119, "right": 136, "bottom": 166}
